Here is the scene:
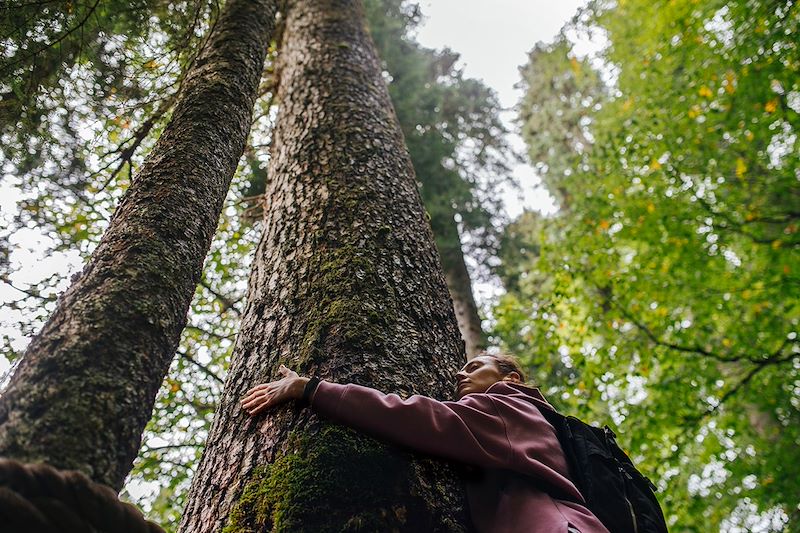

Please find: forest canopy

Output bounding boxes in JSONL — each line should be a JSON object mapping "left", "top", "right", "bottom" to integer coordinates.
{"left": 503, "top": 0, "right": 799, "bottom": 530}
{"left": 1, "top": 0, "right": 798, "bottom": 531}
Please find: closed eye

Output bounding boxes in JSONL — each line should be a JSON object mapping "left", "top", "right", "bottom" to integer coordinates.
{"left": 462, "top": 362, "right": 481, "bottom": 373}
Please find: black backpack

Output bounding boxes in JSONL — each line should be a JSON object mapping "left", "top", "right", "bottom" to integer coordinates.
{"left": 536, "top": 406, "right": 669, "bottom": 533}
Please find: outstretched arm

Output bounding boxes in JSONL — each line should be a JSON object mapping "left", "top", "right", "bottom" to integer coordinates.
{"left": 241, "top": 368, "right": 512, "bottom": 470}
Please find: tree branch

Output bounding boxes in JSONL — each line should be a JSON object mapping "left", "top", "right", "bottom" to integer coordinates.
{"left": 665, "top": 337, "right": 797, "bottom": 464}
{"left": 603, "top": 290, "right": 745, "bottom": 363}
{"left": 681, "top": 337, "right": 797, "bottom": 427}
{"left": 177, "top": 349, "right": 224, "bottom": 384}
{"left": 141, "top": 443, "right": 205, "bottom": 452}
{"left": 0, "top": 0, "right": 102, "bottom": 74}
{"left": 94, "top": 92, "right": 178, "bottom": 193}
{"left": 199, "top": 279, "right": 242, "bottom": 316}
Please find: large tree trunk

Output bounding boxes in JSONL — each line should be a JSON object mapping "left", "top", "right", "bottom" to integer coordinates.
{"left": 0, "top": 0, "right": 276, "bottom": 491}
{"left": 436, "top": 215, "right": 486, "bottom": 359}
{"left": 179, "top": 0, "right": 469, "bottom": 531}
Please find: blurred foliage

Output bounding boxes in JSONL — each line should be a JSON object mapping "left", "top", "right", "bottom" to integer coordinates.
{"left": 500, "top": 0, "right": 799, "bottom": 531}
{"left": 1, "top": 0, "right": 512, "bottom": 529}
{"left": 0, "top": 0, "right": 217, "bottom": 245}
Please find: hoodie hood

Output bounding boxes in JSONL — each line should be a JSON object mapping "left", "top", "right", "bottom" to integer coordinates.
{"left": 485, "top": 381, "right": 556, "bottom": 411}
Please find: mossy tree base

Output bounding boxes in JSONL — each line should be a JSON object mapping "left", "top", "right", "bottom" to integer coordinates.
{"left": 223, "top": 426, "right": 464, "bottom": 533}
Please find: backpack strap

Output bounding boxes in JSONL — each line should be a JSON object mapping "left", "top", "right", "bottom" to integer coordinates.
{"left": 528, "top": 403, "right": 588, "bottom": 505}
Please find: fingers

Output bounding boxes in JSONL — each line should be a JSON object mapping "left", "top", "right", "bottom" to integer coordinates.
{"left": 242, "top": 365, "right": 297, "bottom": 417}
{"left": 244, "top": 383, "right": 270, "bottom": 397}
{"left": 242, "top": 389, "right": 273, "bottom": 414}
{"left": 244, "top": 366, "right": 290, "bottom": 396}
{"left": 247, "top": 398, "right": 274, "bottom": 417}
{"left": 241, "top": 389, "right": 266, "bottom": 406}
{"left": 242, "top": 387, "right": 271, "bottom": 410}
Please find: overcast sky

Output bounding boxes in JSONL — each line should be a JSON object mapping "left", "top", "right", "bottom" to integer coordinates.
{"left": 415, "top": 0, "right": 589, "bottom": 217}
{"left": 416, "top": 0, "right": 587, "bottom": 109}
{"left": 412, "top": 1, "right": 590, "bottom": 305}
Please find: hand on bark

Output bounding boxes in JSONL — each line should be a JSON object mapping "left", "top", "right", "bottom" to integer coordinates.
{"left": 241, "top": 365, "right": 309, "bottom": 416}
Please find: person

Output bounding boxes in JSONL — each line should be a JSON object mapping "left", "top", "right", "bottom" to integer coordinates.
{"left": 241, "top": 352, "right": 609, "bottom": 533}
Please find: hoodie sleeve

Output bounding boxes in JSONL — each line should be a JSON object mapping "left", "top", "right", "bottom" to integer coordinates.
{"left": 310, "top": 381, "right": 513, "bottom": 469}
{"left": 310, "top": 381, "right": 585, "bottom": 502}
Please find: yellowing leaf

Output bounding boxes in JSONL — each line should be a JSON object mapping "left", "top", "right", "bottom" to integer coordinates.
{"left": 570, "top": 57, "right": 581, "bottom": 76}
{"left": 764, "top": 99, "right": 778, "bottom": 113}
{"left": 647, "top": 203, "right": 656, "bottom": 213}
{"left": 688, "top": 105, "right": 701, "bottom": 118}
{"left": 144, "top": 59, "right": 160, "bottom": 69}
{"left": 735, "top": 158, "right": 747, "bottom": 179}
{"left": 622, "top": 98, "right": 634, "bottom": 111}
{"left": 724, "top": 71, "right": 736, "bottom": 94}
{"left": 649, "top": 159, "right": 662, "bottom": 171}
{"left": 722, "top": 338, "right": 732, "bottom": 347}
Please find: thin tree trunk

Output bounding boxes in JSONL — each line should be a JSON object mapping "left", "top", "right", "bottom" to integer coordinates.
{"left": 179, "top": 0, "right": 469, "bottom": 531}
{"left": 436, "top": 216, "right": 486, "bottom": 359}
{"left": 0, "top": 0, "right": 276, "bottom": 491}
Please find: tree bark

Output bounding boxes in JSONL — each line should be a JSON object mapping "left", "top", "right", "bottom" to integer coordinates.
{"left": 0, "top": 0, "right": 276, "bottom": 491}
{"left": 436, "top": 216, "right": 487, "bottom": 359}
{"left": 179, "top": 1, "right": 469, "bottom": 531}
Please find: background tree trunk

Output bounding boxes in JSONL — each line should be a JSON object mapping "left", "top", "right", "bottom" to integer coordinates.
{"left": 436, "top": 216, "right": 486, "bottom": 359}
{"left": 0, "top": 0, "right": 276, "bottom": 491}
{"left": 179, "top": 0, "right": 469, "bottom": 531}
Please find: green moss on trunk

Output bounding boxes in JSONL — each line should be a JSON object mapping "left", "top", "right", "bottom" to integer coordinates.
{"left": 224, "top": 426, "right": 425, "bottom": 533}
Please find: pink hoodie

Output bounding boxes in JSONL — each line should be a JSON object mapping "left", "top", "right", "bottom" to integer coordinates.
{"left": 311, "top": 380, "right": 610, "bottom": 533}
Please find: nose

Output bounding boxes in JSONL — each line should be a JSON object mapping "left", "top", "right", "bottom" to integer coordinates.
{"left": 456, "top": 370, "right": 468, "bottom": 383}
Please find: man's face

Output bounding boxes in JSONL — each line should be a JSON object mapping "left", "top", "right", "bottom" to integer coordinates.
{"left": 455, "top": 355, "right": 506, "bottom": 399}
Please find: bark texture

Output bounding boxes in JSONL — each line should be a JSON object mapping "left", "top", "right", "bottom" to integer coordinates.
{"left": 436, "top": 218, "right": 486, "bottom": 359}
{"left": 179, "top": 1, "right": 469, "bottom": 531}
{"left": 0, "top": 0, "right": 276, "bottom": 491}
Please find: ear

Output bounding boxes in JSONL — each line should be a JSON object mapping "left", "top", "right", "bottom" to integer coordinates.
{"left": 502, "top": 372, "right": 521, "bottom": 383}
